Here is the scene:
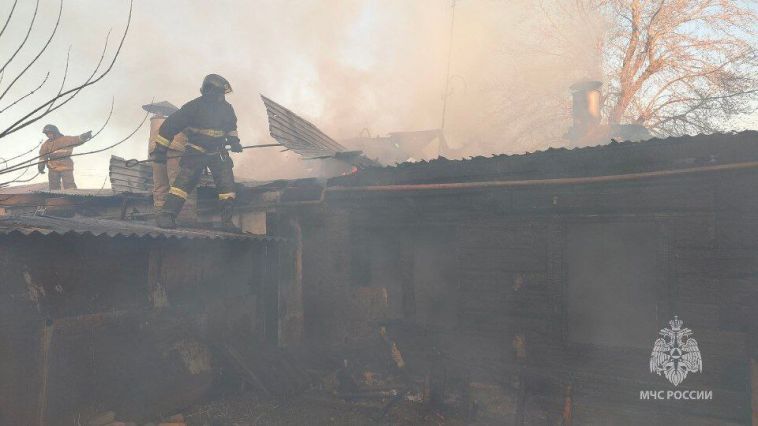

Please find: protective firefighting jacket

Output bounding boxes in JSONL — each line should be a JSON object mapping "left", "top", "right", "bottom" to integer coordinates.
{"left": 153, "top": 94, "right": 238, "bottom": 153}
{"left": 149, "top": 116, "right": 187, "bottom": 153}
{"left": 39, "top": 135, "right": 85, "bottom": 172}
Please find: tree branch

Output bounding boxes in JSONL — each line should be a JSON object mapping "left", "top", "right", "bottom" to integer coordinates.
{"left": 0, "top": 0, "right": 62, "bottom": 103}
{"left": 0, "top": 0, "right": 40, "bottom": 75}
{"left": 0, "top": 0, "right": 19, "bottom": 40}
{"left": 0, "top": 0, "right": 133, "bottom": 140}
{"left": 0, "top": 72, "right": 49, "bottom": 114}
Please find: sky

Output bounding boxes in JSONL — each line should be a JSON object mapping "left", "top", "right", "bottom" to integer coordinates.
{"left": 0, "top": 0, "right": 755, "bottom": 188}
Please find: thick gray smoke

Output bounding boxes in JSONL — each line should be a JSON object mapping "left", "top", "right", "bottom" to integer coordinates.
{"left": 0, "top": 0, "right": 604, "bottom": 187}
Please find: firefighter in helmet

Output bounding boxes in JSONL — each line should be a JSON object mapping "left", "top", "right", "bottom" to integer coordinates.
{"left": 150, "top": 74, "right": 242, "bottom": 230}
{"left": 38, "top": 124, "right": 93, "bottom": 190}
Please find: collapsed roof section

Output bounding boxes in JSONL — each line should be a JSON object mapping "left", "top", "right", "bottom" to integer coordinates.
{"left": 260, "top": 95, "right": 380, "bottom": 169}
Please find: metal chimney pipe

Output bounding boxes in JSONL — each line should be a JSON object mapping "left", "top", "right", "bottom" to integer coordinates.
{"left": 567, "top": 80, "right": 603, "bottom": 144}
{"left": 570, "top": 80, "right": 602, "bottom": 129}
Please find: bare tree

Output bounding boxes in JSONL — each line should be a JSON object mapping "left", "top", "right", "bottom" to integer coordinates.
{"left": 503, "top": 0, "right": 757, "bottom": 144}
{"left": 0, "top": 0, "right": 133, "bottom": 141}
{"left": 602, "top": 0, "right": 758, "bottom": 135}
{"left": 0, "top": 0, "right": 133, "bottom": 186}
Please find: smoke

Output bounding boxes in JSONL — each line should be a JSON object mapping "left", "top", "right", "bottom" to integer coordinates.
{"left": 0, "top": 0, "right": 605, "bottom": 187}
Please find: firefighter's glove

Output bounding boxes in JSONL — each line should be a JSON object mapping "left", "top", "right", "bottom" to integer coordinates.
{"left": 80, "top": 130, "right": 93, "bottom": 142}
{"left": 38, "top": 163, "right": 46, "bottom": 174}
{"left": 227, "top": 136, "right": 243, "bottom": 153}
{"left": 149, "top": 149, "right": 167, "bottom": 165}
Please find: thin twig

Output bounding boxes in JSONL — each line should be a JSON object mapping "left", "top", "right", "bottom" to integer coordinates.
{"left": 0, "top": 0, "right": 62, "bottom": 102}
{"left": 92, "top": 97, "right": 115, "bottom": 138}
{"left": 0, "top": 110, "right": 148, "bottom": 176}
{"left": 0, "top": 168, "right": 37, "bottom": 187}
{"left": 44, "top": 46, "right": 71, "bottom": 114}
{"left": 0, "top": 0, "right": 133, "bottom": 139}
{"left": 0, "top": 72, "right": 49, "bottom": 113}
{"left": 0, "top": 97, "right": 123, "bottom": 174}
{"left": 0, "top": 0, "right": 19, "bottom": 41}
{"left": 2, "top": 140, "right": 43, "bottom": 164}
{"left": 0, "top": 0, "right": 40, "bottom": 75}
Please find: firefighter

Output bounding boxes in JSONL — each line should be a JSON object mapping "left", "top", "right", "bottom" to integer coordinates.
{"left": 143, "top": 101, "right": 188, "bottom": 211}
{"left": 150, "top": 74, "right": 242, "bottom": 230}
{"left": 38, "top": 124, "right": 93, "bottom": 190}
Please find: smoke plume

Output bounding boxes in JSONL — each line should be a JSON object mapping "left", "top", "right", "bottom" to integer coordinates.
{"left": 0, "top": 0, "right": 604, "bottom": 187}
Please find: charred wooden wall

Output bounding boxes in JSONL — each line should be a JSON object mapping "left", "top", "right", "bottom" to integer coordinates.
{"left": 0, "top": 233, "right": 292, "bottom": 425}
{"left": 293, "top": 168, "right": 758, "bottom": 425}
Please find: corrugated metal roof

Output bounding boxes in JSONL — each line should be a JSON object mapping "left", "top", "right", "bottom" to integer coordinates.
{"left": 0, "top": 215, "right": 278, "bottom": 241}
{"left": 261, "top": 95, "right": 347, "bottom": 157}
{"left": 261, "top": 95, "right": 380, "bottom": 168}
{"left": 329, "top": 131, "right": 758, "bottom": 187}
{"left": 0, "top": 183, "right": 121, "bottom": 197}
{"left": 0, "top": 182, "right": 49, "bottom": 194}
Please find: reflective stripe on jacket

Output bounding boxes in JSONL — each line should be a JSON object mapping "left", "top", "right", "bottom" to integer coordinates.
{"left": 149, "top": 116, "right": 187, "bottom": 153}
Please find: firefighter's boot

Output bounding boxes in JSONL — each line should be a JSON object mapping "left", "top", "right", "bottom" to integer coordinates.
{"left": 219, "top": 198, "right": 241, "bottom": 233}
{"left": 156, "top": 212, "right": 177, "bottom": 229}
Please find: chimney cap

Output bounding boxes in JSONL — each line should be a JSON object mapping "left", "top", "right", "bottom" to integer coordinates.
{"left": 142, "top": 101, "right": 179, "bottom": 117}
{"left": 570, "top": 80, "right": 602, "bottom": 92}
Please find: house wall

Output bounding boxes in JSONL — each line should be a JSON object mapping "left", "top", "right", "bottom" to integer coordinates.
{"left": 0, "top": 233, "right": 291, "bottom": 425}
{"left": 295, "top": 169, "right": 758, "bottom": 425}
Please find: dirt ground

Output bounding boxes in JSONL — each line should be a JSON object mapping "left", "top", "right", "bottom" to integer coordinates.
{"left": 180, "top": 390, "right": 471, "bottom": 426}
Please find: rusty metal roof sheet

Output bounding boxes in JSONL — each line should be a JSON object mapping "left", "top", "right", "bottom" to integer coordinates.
{"left": 0, "top": 215, "right": 277, "bottom": 241}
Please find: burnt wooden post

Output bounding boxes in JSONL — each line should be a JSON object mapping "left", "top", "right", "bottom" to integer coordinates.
{"left": 147, "top": 241, "right": 168, "bottom": 308}
{"left": 561, "top": 383, "right": 573, "bottom": 426}
{"left": 277, "top": 218, "right": 304, "bottom": 347}
{"left": 397, "top": 234, "right": 416, "bottom": 320}
{"left": 513, "top": 333, "right": 527, "bottom": 425}
{"left": 751, "top": 318, "right": 758, "bottom": 426}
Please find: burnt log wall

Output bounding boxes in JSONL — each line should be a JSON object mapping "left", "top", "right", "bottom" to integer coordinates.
{"left": 297, "top": 169, "right": 758, "bottom": 425}
{"left": 0, "top": 234, "right": 289, "bottom": 425}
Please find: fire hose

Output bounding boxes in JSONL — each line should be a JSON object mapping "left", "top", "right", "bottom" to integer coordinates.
{"left": 125, "top": 143, "right": 281, "bottom": 168}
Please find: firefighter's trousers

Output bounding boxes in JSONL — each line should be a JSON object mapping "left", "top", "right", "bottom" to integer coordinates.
{"left": 48, "top": 170, "right": 77, "bottom": 190}
{"left": 162, "top": 146, "right": 236, "bottom": 217}
{"left": 151, "top": 151, "right": 181, "bottom": 209}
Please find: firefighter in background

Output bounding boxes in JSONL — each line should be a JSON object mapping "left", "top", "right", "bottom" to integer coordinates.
{"left": 143, "top": 101, "right": 188, "bottom": 211}
{"left": 150, "top": 74, "right": 242, "bottom": 230}
{"left": 38, "top": 124, "right": 92, "bottom": 190}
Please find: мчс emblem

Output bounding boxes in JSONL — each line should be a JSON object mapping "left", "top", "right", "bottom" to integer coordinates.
{"left": 649, "top": 316, "right": 702, "bottom": 386}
